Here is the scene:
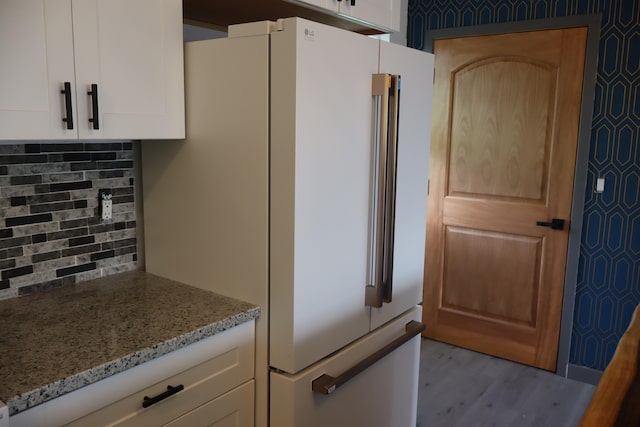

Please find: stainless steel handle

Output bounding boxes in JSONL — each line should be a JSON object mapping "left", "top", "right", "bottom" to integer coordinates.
{"left": 311, "top": 320, "right": 425, "bottom": 395}
{"left": 366, "top": 74, "right": 401, "bottom": 308}
{"left": 366, "top": 74, "right": 391, "bottom": 308}
{"left": 382, "top": 75, "right": 400, "bottom": 304}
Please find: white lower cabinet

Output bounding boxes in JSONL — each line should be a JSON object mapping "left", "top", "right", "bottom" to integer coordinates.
{"left": 164, "top": 380, "right": 254, "bottom": 427}
{"left": 10, "top": 321, "right": 255, "bottom": 427}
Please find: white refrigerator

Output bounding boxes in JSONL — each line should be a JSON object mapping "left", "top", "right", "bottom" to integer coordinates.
{"left": 142, "top": 17, "right": 433, "bottom": 427}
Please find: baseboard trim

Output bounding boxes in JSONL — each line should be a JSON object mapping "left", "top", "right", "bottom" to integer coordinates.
{"left": 567, "top": 363, "right": 603, "bottom": 385}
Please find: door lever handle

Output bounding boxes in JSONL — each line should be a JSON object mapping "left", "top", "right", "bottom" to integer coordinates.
{"left": 536, "top": 218, "right": 565, "bottom": 230}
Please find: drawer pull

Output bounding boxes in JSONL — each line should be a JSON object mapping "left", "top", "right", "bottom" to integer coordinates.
{"left": 142, "top": 384, "right": 184, "bottom": 408}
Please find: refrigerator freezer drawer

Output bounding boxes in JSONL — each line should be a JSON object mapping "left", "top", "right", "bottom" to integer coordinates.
{"left": 270, "top": 306, "right": 422, "bottom": 427}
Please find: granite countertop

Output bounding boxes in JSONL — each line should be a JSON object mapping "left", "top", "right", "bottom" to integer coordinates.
{"left": 0, "top": 270, "right": 260, "bottom": 416}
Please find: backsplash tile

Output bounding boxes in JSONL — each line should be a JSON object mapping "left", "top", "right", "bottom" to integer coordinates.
{"left": 0, "top": 143, "right": 137, "bottom": 299}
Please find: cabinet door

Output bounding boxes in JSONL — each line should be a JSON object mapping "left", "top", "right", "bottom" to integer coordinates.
{"left": 71, "top": 0, "right": 184, "bottom": 140}
{"left": 0, "top": 0, "right": 77, "bottom": 140}
{"left": 163, "top": 381, "right": 254, "bottom": 427}
{"left": 338, "top": 0, "right": 400, "bottom": 32}
{"left": 286, "top": 0, "right": 399, "bottom": 32}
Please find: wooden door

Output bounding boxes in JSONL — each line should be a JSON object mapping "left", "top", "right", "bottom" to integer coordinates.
{"left": 423, "top": 28, "right": 587, "bottom": 371}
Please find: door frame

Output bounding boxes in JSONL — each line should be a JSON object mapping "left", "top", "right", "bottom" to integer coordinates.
{"left": 419, "top": 14, "right": 601, "bottom": 381}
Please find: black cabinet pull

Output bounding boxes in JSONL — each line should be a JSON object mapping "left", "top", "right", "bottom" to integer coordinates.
{"left": 351, "top": 0, "right": 355, "bottom": 5}
{"left": 536, "top": 218, "right": 565, "bottom": 230}
{"left": 61, "top": 82, "right": 73, "bottom": 130}
{"left": 142, "top": 384, "right": 184, "bottom": 408}
{"left": 88, "top": 83, "right": 99, "bottom": 129}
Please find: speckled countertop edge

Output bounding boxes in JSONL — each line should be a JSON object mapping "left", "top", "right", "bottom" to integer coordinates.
{"left": 8, "top": 306, "right": 260, "bottom": 415}
{"left": 0, "top": 271, "right": 260, "bottom": 416}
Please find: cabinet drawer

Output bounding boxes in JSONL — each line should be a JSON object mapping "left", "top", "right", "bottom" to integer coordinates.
{"left": 164, "top": 380, "right": 254, "bottom": 427}
{"left": 64, "top": 323, "right": 254, "bottom": 427}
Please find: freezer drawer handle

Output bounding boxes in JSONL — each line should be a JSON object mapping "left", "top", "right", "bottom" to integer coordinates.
{"left": 142, "top": 384, "right": 184, "bottom": 408}
{"left": 311, "top": 320, "right": 425, "bottom": 395}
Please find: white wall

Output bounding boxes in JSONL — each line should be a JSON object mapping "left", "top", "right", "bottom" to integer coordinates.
{"left": 183, "top": 24, "right": 227, "bottom": 42}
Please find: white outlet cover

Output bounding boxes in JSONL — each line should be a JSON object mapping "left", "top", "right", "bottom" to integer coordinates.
{"left": 596, "top": 177, "right": 605, "bottom": 193}
{"left": 102, "top": 199, "right": 113, "bottom": 221}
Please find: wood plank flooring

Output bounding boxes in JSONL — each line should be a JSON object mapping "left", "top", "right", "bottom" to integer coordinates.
{"left": 417, "top": 338, "right": 596, "bottom": 427}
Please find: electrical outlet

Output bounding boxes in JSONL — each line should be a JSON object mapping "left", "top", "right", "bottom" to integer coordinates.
{"left": 101, "top": 193, "right": 113, "bottom": 222}
{"left": 102, "top": 198, "right": 112, "bottom": 222}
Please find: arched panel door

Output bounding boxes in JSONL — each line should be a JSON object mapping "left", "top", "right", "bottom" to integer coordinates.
{"left": 423, "top": 27, "right": 587, "bottom": 371}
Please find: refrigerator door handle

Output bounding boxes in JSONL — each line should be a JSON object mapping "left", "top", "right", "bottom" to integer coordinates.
{"left": 382, "top": 75, "right": 400, "bottom": 304}
{"left": 366, "top": 74, "right": 400, "bottom": 308}
{"left": 311, "top": 320, "right": 425, "bottom": 395}
{"left": 366, "top": 74, "right": 391, "bottom": 308}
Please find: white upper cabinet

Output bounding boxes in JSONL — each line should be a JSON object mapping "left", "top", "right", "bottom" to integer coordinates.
{"left": 72, "top": 0, "right": 184, "bottom": 140}
{"left": 288, "top": 0, "right": 338, "bottom": 13}
{"left": 0, "top": 0, "right": 76, "bottom": 140}
{"left": 285, "top": 0, "right": 400, "bottom": 32}
{"left": 338, "top": 0, "right": 400, "bottom": 33}
{"left": 0, "top": 0, "right": 185, "bottom": 141}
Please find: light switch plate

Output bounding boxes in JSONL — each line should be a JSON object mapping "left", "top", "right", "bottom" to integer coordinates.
{"left": 596, "top": 177, "right": 605, "bottom": 193}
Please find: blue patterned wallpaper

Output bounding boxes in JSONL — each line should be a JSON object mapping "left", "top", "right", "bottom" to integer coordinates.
{"left": 408, "top": 0, "right": 640, "bottom": 371}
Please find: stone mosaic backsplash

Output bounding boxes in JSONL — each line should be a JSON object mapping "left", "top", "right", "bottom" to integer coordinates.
{"left": 0, "top": 143, "right": 138, "bottom": 299}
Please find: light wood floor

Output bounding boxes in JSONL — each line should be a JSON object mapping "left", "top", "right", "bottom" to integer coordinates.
{"left": 417, "top": 338, "right": 596, "bottom": 427}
